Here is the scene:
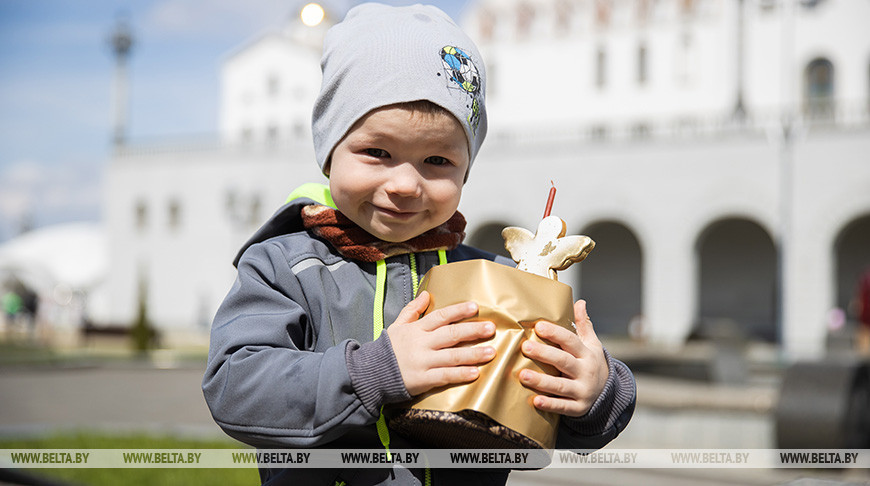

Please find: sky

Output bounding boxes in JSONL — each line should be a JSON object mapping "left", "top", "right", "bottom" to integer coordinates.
{"left": 0, "top": 0, "right": 470, "bottom": 242}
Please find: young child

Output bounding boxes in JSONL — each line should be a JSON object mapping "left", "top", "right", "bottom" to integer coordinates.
{"left": 202, "top": 4, "right": 635, "bottom": 485}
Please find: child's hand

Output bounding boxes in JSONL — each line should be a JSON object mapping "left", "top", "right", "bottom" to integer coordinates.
{"left": 387, "top": 291, "right": 496, "bottom": 396}
{"left": 518, "top": 300, "right": 608, "bottom": 417}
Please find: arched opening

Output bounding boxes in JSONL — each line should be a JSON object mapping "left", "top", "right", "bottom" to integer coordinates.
{"left": 804, "top": 57, "right": 835, "bottom": 121}
{"left": 466, "top": 221, "right": 512, "bottom": 259}
{"left": 834, "top": 214, "right": 870, "bottom": 323}
{"left": 695, "top": 218, "right": 778, "bottom": 342}
{"left": 576, "top": 221, "right": 643, "bottom": 337}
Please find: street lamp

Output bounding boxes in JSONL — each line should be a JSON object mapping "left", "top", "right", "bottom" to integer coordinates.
{"left": 109, "top": 18, "right": 134, "bottom": 147}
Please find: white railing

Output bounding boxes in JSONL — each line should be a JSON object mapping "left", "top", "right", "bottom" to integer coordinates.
{"left": 489, "top": 102, "right": 870, "bottom": 147}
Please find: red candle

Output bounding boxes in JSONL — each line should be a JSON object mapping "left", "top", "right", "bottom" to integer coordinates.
{"left": 543, "top": 182, "right": 556, "bottom": 219}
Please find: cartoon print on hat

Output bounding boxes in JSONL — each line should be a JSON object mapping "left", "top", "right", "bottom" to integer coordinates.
{"left": 440, "top": 46, "right": 480, "bottom": 92}
{"left": 440, "top": 46, "right": 483, "bottom": 136}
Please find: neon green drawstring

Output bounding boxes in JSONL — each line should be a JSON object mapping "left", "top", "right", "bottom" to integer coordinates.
{"left": 372, "top": 259, "right": 392, "bottom": 461}
{"left": 373, "top": 259, "right": 388, "bottom": 339}
{"left": 372, "top": 251, "right": 446, "bottom": 485}
{"left": 374, "top": 250, "right": 445, "bottom": 338}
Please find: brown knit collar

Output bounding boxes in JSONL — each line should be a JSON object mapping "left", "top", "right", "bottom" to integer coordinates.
{"left": 301, "top": 205, "right": 466, "bottom": 262}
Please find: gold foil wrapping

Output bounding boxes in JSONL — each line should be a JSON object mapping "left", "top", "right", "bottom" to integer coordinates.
{"left": 392, "top": 259, "right": 575, "bottom": 449}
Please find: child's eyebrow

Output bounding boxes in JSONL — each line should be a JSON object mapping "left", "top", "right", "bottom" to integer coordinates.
{"left": 347, "top": 130, "right": 391, "bottom": 145}
{"left": 350, "top": 128, "right": 467, "bottom": 154}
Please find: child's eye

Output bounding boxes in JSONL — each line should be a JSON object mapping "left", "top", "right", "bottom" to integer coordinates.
{"left": 365, "top": 148, "right": 390, "bottom": 158}
{"left": 424, "top": 156, "right": 451, "bottom": 166}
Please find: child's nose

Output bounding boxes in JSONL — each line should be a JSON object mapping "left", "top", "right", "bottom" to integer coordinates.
{"left": 384, "top": 164, "right": 423, "bottom": 198}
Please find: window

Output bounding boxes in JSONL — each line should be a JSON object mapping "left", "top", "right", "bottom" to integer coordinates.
{"left": 225, "top": 190, "right": 237, "bottom": 216}
{"left": 595, "top": 47, "right": 607, "bottom": 88}
{"left": 478, "top": 8, "right": 495, "bottom": 41}
{"left": 676, "top": 32, "right": 696, "bottom": 85}
{"left": 590, "top": 124, "right": 609, "bottom": 140}
{"left": 631, "top": 123, "right": 651, "bottom": 139}
{"left": 134, "top": 200, "right": 147, "bottom": 232}
{"left": 516, "top": 3, "right": 534, "bottom": 37}
{"left": 801, "top": 0, "right": 825, "bottom": 9}
{"left": 240, "top": 127, "right": 253, "bottom": 144}
{"left": 595, "top": 0, "right": 612, "bottom": 27}
{"left": 554, "top": 0, "right": 573, "bottom": 35}
{"left": 637, "top": 43, "right": 648, "bottom": 85}
{"left": 758, "top": 0, "right": 777, "bottom": 12}
{"left": 267, "top": 75, "right": 280, "bottom": 97}
{"left": 804, "top": 58, "right": 834, "bottom": 120}
{"left": 266, "top": 125, "right": 279, "bottom": 143}
{"left": 248, "top": 195, "right": 262, "bottom": 227}
{"left": 680, "top": 0, "right": 696, "bottom": 15}
{"left": 168, "top": 199, "right": 182, "bottom": 231}
{"left": 636, "top": 0, "right": 653, "bottom": 23}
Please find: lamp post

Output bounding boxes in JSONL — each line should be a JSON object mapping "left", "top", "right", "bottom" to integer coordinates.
{"left": 109, "top": 18, "right": 134, "bottom": 147}
{"left": 733, "top": 0, "right": 746, "bottom": 122}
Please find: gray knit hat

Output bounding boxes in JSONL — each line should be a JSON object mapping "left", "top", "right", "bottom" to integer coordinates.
{"left": 312, "top": 3, "right": 487, "bottom": 173}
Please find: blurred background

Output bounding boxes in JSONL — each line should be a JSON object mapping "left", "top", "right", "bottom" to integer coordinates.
{"left": 1, "top": 0, "right": 869, "bottom": 485}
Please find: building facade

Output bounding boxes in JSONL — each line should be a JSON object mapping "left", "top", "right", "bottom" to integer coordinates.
{"left": 105, "top": 0, "right": 870, "bottom": 356}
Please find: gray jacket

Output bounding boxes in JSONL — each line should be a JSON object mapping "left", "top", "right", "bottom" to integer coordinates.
{"left": 202, "top": 197, "right": 636, "bottom": 485}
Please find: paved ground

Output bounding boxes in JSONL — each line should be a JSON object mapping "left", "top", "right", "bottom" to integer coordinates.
{"left": 0, "top": 357, "right": 867, "bottom": 485}
{"left": 0, "top": 364, "right": 220, "bottom": 439}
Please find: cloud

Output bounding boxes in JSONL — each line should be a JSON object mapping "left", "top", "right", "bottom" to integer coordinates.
{"left": 0, "top": 159, "right": 102, "bottom": 240}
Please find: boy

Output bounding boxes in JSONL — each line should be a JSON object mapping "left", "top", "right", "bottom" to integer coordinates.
{"left": 202, "top": 4, "right": 635, "bottom": 485}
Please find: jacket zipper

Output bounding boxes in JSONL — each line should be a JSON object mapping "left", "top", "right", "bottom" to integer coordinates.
{"left": 409, "top": 253, "right": 420, "bottom": 297}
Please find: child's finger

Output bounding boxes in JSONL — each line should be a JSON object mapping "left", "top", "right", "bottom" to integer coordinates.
{"left": 573, "top": 300, "right": 602, "bottom": 346}
{"left": 423, "top": 366, "right": 481, "bottom": 389}
{"left": 521, "top": 337, "right": 580, "bottom": 378}
{"left": 533, "top": 321, "right": 588, "bottom": 358}
{"left": 574, "top": 299, "right": 591, "bottom": 325}
{"left": 428, "top": 342, "right": 496, "bottom": 368}
{"left": 528, "top": 392, "right": 592, "bottom": 417}
{"left": 430, "top": 320, "right": 495, "bottom": 348}
{"left": 418, "top": 300, "right": 479, "bottom": 331}
{"left": 393, "top": 291, "right": 431, "bottom": 325}
{"left": 519, "top": 369, "right": 578, "bottom": 400}
{"left": 519, "top": 370, "right": 596, "bottom": 417}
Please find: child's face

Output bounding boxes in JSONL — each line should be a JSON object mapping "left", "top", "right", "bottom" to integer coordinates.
{"left": 328, "top": 105, "right": 470, "bottom": 243}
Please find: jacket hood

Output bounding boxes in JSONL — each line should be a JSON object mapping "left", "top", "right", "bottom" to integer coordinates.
{"left": 233, "top": 183, "right": 335, "bottom": 267}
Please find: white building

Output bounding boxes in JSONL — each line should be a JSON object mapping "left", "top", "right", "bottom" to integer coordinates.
{"left": 105, "top": 0, "right": 870, "bottom": 357}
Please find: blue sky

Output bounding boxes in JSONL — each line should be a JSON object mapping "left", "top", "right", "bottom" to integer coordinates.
{"left": 0, "top": 0, "right": 470, "bottom": 241}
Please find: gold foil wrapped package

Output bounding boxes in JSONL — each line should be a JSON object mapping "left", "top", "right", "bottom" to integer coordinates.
{"left": 387, "top": 259, "right": 575, "bottom": 450}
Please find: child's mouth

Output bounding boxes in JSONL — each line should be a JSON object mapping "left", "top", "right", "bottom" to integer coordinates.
{"left": 375, "top": 206, "right": 418, "bottom": 220}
